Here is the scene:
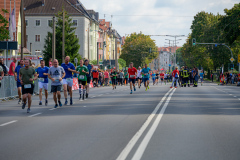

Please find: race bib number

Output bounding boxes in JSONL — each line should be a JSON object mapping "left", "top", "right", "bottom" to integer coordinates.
{"left": 66, "top": 78, "right": 73, "bottom": 83}
{"left": 54, "top": 79, "right": 60, "bottom": 83}
{"left": 38, "top": 78, "right": 44, "bottom": 83}
{"left": 24, "top": 84, "right": 31, "bottom": 89}
{"left": 130, "top": 75, "right": 135, "bottom": 78}
{"left": 79, "top": 75, "right": 85, "bottom": 80}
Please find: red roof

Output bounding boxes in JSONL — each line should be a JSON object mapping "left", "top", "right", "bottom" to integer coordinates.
{"left": 158, "top": 47, "right": 181, "bottom": 52}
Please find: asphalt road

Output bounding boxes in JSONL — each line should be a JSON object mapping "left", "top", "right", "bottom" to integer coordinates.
{"left": 0, "top": 82, "right": 240, "bottom": 160}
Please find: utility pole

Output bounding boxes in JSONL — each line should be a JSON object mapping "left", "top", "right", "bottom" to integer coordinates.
{"left": 20, "top": 0, "right": 24, "bottom": 59}
{"left": 97, "top": 42, "right": 99, "bottom": 65}
{"left": 62, "top": 11, "right": 65, "bottom": 63}
{"left": 115, "top": 36, "right": 118, "bottom": 70}
{"left": 52, "top": 16, "right": 56, "bottom": 60}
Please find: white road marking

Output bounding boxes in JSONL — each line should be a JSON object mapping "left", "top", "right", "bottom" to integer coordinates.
{"left": 132, "top": 88, "right": 176, "bottom": 160}
{"left": 99, "top": 94, "right": 103, "bottom": 96}
{"left": 92, "top": 96, "right": 96, "bottom": 98}
{"left": 116, "top": 88, "right": 174, "bottom": 160}
{"left": 83, "top": 106, "right": 87, "bottom": 107}
{"left": 229, "top": 94, "right": 232, "bottom": 95}
{"left": 238, "top": 98, "right": 240, "bottom": 100}
{"left": 0, "top": 120, "right": 18, "bottom": 127}
{"left": 28, "top": 113, "right": 42, "bottom": 117}
{"left": 49, "top": 108, "right": 56, "bottom": 110}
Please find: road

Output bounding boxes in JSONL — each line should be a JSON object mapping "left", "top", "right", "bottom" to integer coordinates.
{"left": 0, "top": 82, "right": 240, "bottom": 160}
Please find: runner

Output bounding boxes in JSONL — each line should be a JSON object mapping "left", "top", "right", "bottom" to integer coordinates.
{"left": 14, "top": 59, "right": 24, "bottom": 104}
{"left": 170, "top": 67, "right": 179, "bottom": 88}
{"left": 84, "top": 60, "right": 92, "bottom": 98}
{"left": 142, "top": 64, "right": 151, "bottom": 91}
{"left": 8, "top": 57, "right": 17, "bottom": 76}
{"left": 128, "top": 62, "right": 137, "bottom": 94}
{"left": 76, "top": 59, "right": 89, "bottom": 100}
{"left": 164, "top": 71, "right": 168, "bottom": 85}
{"left": 155, "top": 71, "right": 159, "bottom": 85}
{"left": 36, "top": 60, "right": 49, "bottom": 106}
{"left": 199, "top": 71, "right": 204, "bottom": 86}
{"left": 61, "top": 56, "right": 76, "bottom": 105}
{"left": 152, "top": 71, "right": 156, "bottom": 85}
{"left": 160, "top": 71, "right": 164, "bottom": 85}
{"left": 19, "top": 60, "right": 38, "bottom": 113}
{"left": 48, "top": 59, "right": 65, "bottom": 108}
{"left": 124, "top": 70, "right": 129, "bottom": 85}
{"left": 136, "top": 66, "right": 142, "bottom": 89}
{"left": 110, "top": 68, "right": 117, "bottom": 90}
{"left": 92, "top": 68, "right": 99, "bottom": 87}
{"left": 119, "top": 70, "right": 124, "bottom": 86}
{"left": 104, "top": 69, "right": 109, "bottom": 86}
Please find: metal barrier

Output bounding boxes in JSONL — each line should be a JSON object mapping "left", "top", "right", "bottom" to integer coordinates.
{"left": 0, "top": 76, "right": 18, "bottom": 100}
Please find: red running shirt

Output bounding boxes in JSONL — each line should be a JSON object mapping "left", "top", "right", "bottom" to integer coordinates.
{"left": 160, "top": 73, "right": 164, "bottom": 78}
{"left": 92, "top": 71, "right": 99, "bottom": 78}
{"left": 128, "top": 67, "right": 137, "bottom": 79}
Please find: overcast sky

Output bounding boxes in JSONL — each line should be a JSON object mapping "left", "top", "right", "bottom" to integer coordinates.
{"left": 81, "top": 0, "right": 238, "bottom": 47}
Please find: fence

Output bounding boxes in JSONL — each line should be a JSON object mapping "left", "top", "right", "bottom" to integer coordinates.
{"left": 0, "top": 77, "right": 81, "bottom": 101}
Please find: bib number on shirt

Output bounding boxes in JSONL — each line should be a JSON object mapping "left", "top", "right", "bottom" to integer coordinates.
{"left": 79, "top": 75, "right": 85, "bottom": 80}
{"left": 38, "top": 78, "right": 44, "bottom": 83}
{"left": 24, "top": 84, "right": 31, "bottom": 89}
{"left": 54, "top": 79, "right": 60, "bottom": 83}
{"left": 130, "top": 75, "right": 135, "bottom": 78}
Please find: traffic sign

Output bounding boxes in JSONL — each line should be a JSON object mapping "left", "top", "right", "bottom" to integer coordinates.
{"left": 238, "top": 54, "right": 240, "bottom": 63}
{"left": 230, "top": 57, "right": 235, "bottom": 62}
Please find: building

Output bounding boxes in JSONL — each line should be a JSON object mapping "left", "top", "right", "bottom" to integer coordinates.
{"left": 24, "top": 0, "right": 99, "bottom": 60}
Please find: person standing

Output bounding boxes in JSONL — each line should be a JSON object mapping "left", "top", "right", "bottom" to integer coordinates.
{"left": 128, "top": 62, "right": 137, "bottom": 94}
{"left": 0, "top": 66, "right": 4, "bottom": 88}
{"left": 36, "top": 60, "right": 49, "bottom": 106}
{"left": 119, "top": 70, "right": 124, "bottom": 86}
{"left": 0, "top": 58, "right": 8, "bottom": 76}
{"left": 8, "top": 57, "right": 17, "bottom": 76}
{"left": 142, "top": 64, "right": 151, "bottom": 91}
{"left": 124, "top": 70, "right": 129, "bottom": 85}
{"left": 49, "top": 58, "right": 53, "bottom": 67}
{"left": 84, "top": 60, "right": 92, "bottom": 98}
{"left": 19, "top": 60, "right": 38, "bottom": 113}
{"left": 92, "top": 68, "right": 99, "bottom": 87}
{"left": 14, "top": 59, "right": 24, "bottom": 104}
{"left": 170, "top": 67, "right": 180, "bottom": 88}
{"left": 199, "top": 71, "right": 204, "bottom": 86}
{"left": 76, "top": 59, "right": 89, "bottom": 100}
{"left": 48, "top": 59, "right": 65, "bottom": 108}
{"left": 61, "top": 56, "right": 76, "bottom": 105}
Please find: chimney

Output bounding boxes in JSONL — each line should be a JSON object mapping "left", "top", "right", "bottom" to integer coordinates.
{"left": 42, "top": 0, "right": 45, "bottom": 6}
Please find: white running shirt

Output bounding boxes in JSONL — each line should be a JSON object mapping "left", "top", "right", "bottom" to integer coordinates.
{"left": 137, "top": 69, "right": 142, "bottom": 78}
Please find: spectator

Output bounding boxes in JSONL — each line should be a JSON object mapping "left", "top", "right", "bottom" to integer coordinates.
{"left": 0, "top": 58, "right": 9, "bottom": 76}
{"left": 231, "top": 73, "right": 235, "bottom": 84}
{"left": 104, "top": 70, "right": 109, "bottom": 86}
{"left": 8, "top": 57, "right": 17, "bottom": 76}
{"left": 49, "top": 58, "right": 53, "bottom": 67}
{"left": 0, "top": 65, "right": 4, "bottom": 88}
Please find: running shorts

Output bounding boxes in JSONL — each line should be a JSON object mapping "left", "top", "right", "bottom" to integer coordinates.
{"left": 38, "top": 82, "right": 48, "bottom": 90}
{"left": 51, "top": 85, "right": 62, "bottom": 93}
{"left": 22, "top": 84, "right": 34, "bottom": 95}
{"left": 129, "top": 78, "right": 136, "bottom": 84}
{"left": 62, "top": 78, "right": 73, "bottom": 87}
{"left": 143, "top": 78, "right": 149, "bottom": 82}
{"left": 78, "top": 80, "right": 87, "bottom": 86}
{"left": 87, "top": 77, "right": 91, "bottom": 84}
{"left": 17, "top": 81, "right": 22, "bottom": 88}
{"left": 112, "top": 79, "right": 116, "bottom": 85}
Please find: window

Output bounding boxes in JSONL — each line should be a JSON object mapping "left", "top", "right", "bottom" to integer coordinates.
{"left": 36, "top": 20, "right": 40, "bottom": 26}
{"left": 35, "top": 50, "right": 41, "bottom": 55}
{"left": 73, "top": 20, "right": 77, "bottom": 26}
{"left": 48, "top": 20, "right": 52, "bottom": 27}
{"left": 35, "top": 35, "right": 40, "bottom": 42}
{"left": 25, "top": 20, "right": 28, "bottom": 27}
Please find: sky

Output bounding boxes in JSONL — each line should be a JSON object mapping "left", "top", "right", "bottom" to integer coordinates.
{"left": 81, "top": 0, "right": 238, "bottom": 47}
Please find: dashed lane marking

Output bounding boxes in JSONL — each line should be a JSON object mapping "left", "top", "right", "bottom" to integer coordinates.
{"left": 0, "top": 120, "right": 18, "bottom": 127}
{"left": 28, "top": 113, "right": 42, "bottom": 117}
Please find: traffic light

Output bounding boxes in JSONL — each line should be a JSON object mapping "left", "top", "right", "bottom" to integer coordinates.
{"left": 192, "top": 38, "right": 196, "bottom": 46}
{"left": 230, "top": 63, "right": 234, "bottom": 70}
{"left": 149, "top": 48, "right": 152, "bottom": 53}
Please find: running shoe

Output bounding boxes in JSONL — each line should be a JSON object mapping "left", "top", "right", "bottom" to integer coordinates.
{"left": 54, "top": 104, "right": 58, "bottom": 108}
{"left": 64, "top": 100, "right": 68, "bottom": 105}
{"left": 134, "top": 88, "right": 136, "bottom": 91}
{"left": 130, "top": 91, "right": 133, "bottom": 94}
{"left": 70, "top": 99, "right": 73, "bottom": 105}
{"left": 39, "top": 101, "right": 42, "bottom": 105}
{"left": 170, "top": 86, "right": 173, "bottom": 88}
{"left": 175, "top": 87, "right": 177, "bottom": 88}
{"left": 22, "top": 103, "right": 26, "bottom": 109}
{"left": 148, "top": 86, "right": 150, "bottom": 89}
{"left": 27, "top": 108, "right": 31, "bottom": 113}
{"left": 45, "top": 100, "right": 48, "bottom": 106}
{"left": 145, "top": 88, "right": 148, "bottom": 91}
{"left": 18, "top": 99, "right": 22, "bottom": 104}
{"left": 59, "top": 101, "right": 62, "bottom": 107}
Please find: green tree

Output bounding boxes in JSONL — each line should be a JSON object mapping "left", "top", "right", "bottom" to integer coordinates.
{"left": 118, "top": 58, "right": 126, "bottom": 70}
{"left": 120, "top": 33, "right": 158, "bottom": 67}
{"left": 43, "top": 10, "right": 81, "bottom": 65}
{"left": 90, "top": 60, "right": 97, "bottom": 65}
{"left": 0, "top": 9, "right": 9, "bottom": 41}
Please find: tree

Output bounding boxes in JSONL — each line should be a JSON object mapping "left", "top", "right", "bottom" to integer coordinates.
{"left": 120, "top": 33, "right": 158, "bottom": 67}
{"left": 0, "top": 9, "right": 9, "bottom": 41}
{"left": 43, "top": 10, "right": 81, "bottom": 65}
{"left": 118, "top": 58, "right": 126, "bottom": 70}
{"left": 90, "top": 60, "right": 97, "bottom": 65}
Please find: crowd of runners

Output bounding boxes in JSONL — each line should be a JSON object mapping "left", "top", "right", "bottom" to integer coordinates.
{"left": 2, "top": 55, "right": 234, "bottom": 114}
